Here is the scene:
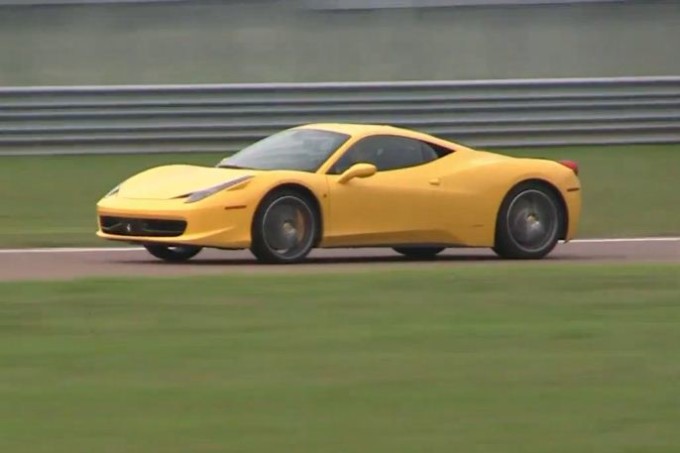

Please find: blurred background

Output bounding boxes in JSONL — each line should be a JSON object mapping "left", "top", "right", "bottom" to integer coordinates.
{"left": 0, "top": 0, "right": 678, "bottom": 85}
{"left": 0, "top": 0, "right": 678, "bottom": 247}
{"left": 1, "top": 4, "right": 679, "bottom": 453}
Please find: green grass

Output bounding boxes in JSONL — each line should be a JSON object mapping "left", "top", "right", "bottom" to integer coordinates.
{"left": 0, "top": 145, "right": 678, "bottom": 247}
{"left": 1, "top": 265, "right": 679, "bottom": 452}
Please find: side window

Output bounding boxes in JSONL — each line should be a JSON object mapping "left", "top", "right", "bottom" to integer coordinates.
{"left": 331, "top": 135, "right": 442, "bottom": 174}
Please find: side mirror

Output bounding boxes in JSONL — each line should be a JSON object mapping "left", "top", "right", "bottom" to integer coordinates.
{"left": 337, "top": 163, "right": 377, "bottom": 184}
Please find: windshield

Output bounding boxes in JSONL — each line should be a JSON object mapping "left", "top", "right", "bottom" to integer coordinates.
{"left": 217, "top": 128, "right": 351, "bottom": 172}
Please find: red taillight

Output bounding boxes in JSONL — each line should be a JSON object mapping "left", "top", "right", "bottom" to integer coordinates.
{"left": 559, "top": 159, "right": 579, "bottom": 175}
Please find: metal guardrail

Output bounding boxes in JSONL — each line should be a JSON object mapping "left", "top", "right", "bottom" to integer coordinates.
{"left": 1, "top": 76, "right": 679, "bottom": 156}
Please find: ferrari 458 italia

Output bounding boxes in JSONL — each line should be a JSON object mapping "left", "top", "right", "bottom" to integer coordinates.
{"left": 96, "top": 123, "right": 581, "bottom": 263}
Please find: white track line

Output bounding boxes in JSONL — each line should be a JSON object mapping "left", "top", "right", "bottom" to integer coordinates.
{"left": 0, "top": 237, "right": 677, "bottom": 254}
{"left": 570, "top": 237, "right": 680, "bottom": 243}
{"left": 0, "top": 247, "right": 145, "bottom": 254}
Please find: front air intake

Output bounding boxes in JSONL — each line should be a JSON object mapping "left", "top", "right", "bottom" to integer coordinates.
{"left": 100, "top": 216, "right": 187, "bottom": 237}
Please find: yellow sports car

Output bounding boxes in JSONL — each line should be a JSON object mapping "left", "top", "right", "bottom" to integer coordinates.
{"left": 97, "top": 123, "right": 581, "bottom": 263}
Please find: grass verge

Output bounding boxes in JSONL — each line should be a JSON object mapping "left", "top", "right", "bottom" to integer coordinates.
{"left": 1, "top": 264, "right": 679, "bottom": 452}
{"left": 0, "top": 144, "right": 678, "bottom": 247}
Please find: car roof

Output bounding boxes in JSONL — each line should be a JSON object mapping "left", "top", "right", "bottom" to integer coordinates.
{"left": 295, "top": 122, "right": 471, "bottom": 151}
{"left": 296, "top": 123, "right": 396, "bottom": 135}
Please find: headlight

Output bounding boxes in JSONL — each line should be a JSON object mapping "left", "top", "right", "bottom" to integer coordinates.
{"left": 184, "top": 176, "right": 253, "bottom": 203}
{"left": 104, "top": 185, "right": 120, "bottom": 198}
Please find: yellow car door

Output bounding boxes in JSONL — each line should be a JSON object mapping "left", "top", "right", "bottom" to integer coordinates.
{"left": 322, "top": 135, "right": 451, "bottom": 247}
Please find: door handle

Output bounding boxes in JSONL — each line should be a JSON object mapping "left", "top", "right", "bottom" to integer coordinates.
{"left": 429, "top": 178, "right": 441, "bottom": 186}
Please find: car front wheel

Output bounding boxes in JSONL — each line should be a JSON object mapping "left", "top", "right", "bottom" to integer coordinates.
{"left": 250, "top": 190, "right": 318, "bottom": 264}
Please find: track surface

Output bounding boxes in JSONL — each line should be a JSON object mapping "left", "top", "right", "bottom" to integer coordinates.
{"left": 0, "top": 238, "right": 678, "bottom": 281}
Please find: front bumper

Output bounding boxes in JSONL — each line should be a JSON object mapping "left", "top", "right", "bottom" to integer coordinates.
{"left": 96, "top": 196, "right": 253, "bottom": 248}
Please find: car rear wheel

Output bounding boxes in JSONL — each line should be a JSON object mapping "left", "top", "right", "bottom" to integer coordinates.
{"left": 493, "top": 182, "right": 563, "bottom": 259}
{"left": 144, "top": 244, "right": 203, "bottom": 262}
{"left": 250, "top": 190, "right": 318, "bottom": 264}
{"left": 393, "top": 246, "right": 445, "bottom": 259}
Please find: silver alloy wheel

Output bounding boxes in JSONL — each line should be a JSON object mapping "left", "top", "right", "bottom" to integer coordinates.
{"left": 260, "top": 195, "right": 315, "bottom": 261}
{"left": 505, "top": 189, "right": 559, "bottom": 253}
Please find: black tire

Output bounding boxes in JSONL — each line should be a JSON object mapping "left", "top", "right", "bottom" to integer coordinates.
{"left": 493, "top": 182, "right": 564, "bottom": 259}
{"left": 250, "top": 189, "right": 318, "bottom": 264}
{"left": 393, "top": 246, "right": 445, "bottom": 259}
{"left": 144, "top": 244, "right": 203, "bottom": 262}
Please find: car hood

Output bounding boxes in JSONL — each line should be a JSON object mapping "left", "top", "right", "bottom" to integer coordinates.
{"left": 118, "top": 164, "right": 260, "bottom": 199}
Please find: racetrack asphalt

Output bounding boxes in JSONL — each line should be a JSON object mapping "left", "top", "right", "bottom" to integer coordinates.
{"left": 0, "top": 238, "right": 678, "bottom": 281}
